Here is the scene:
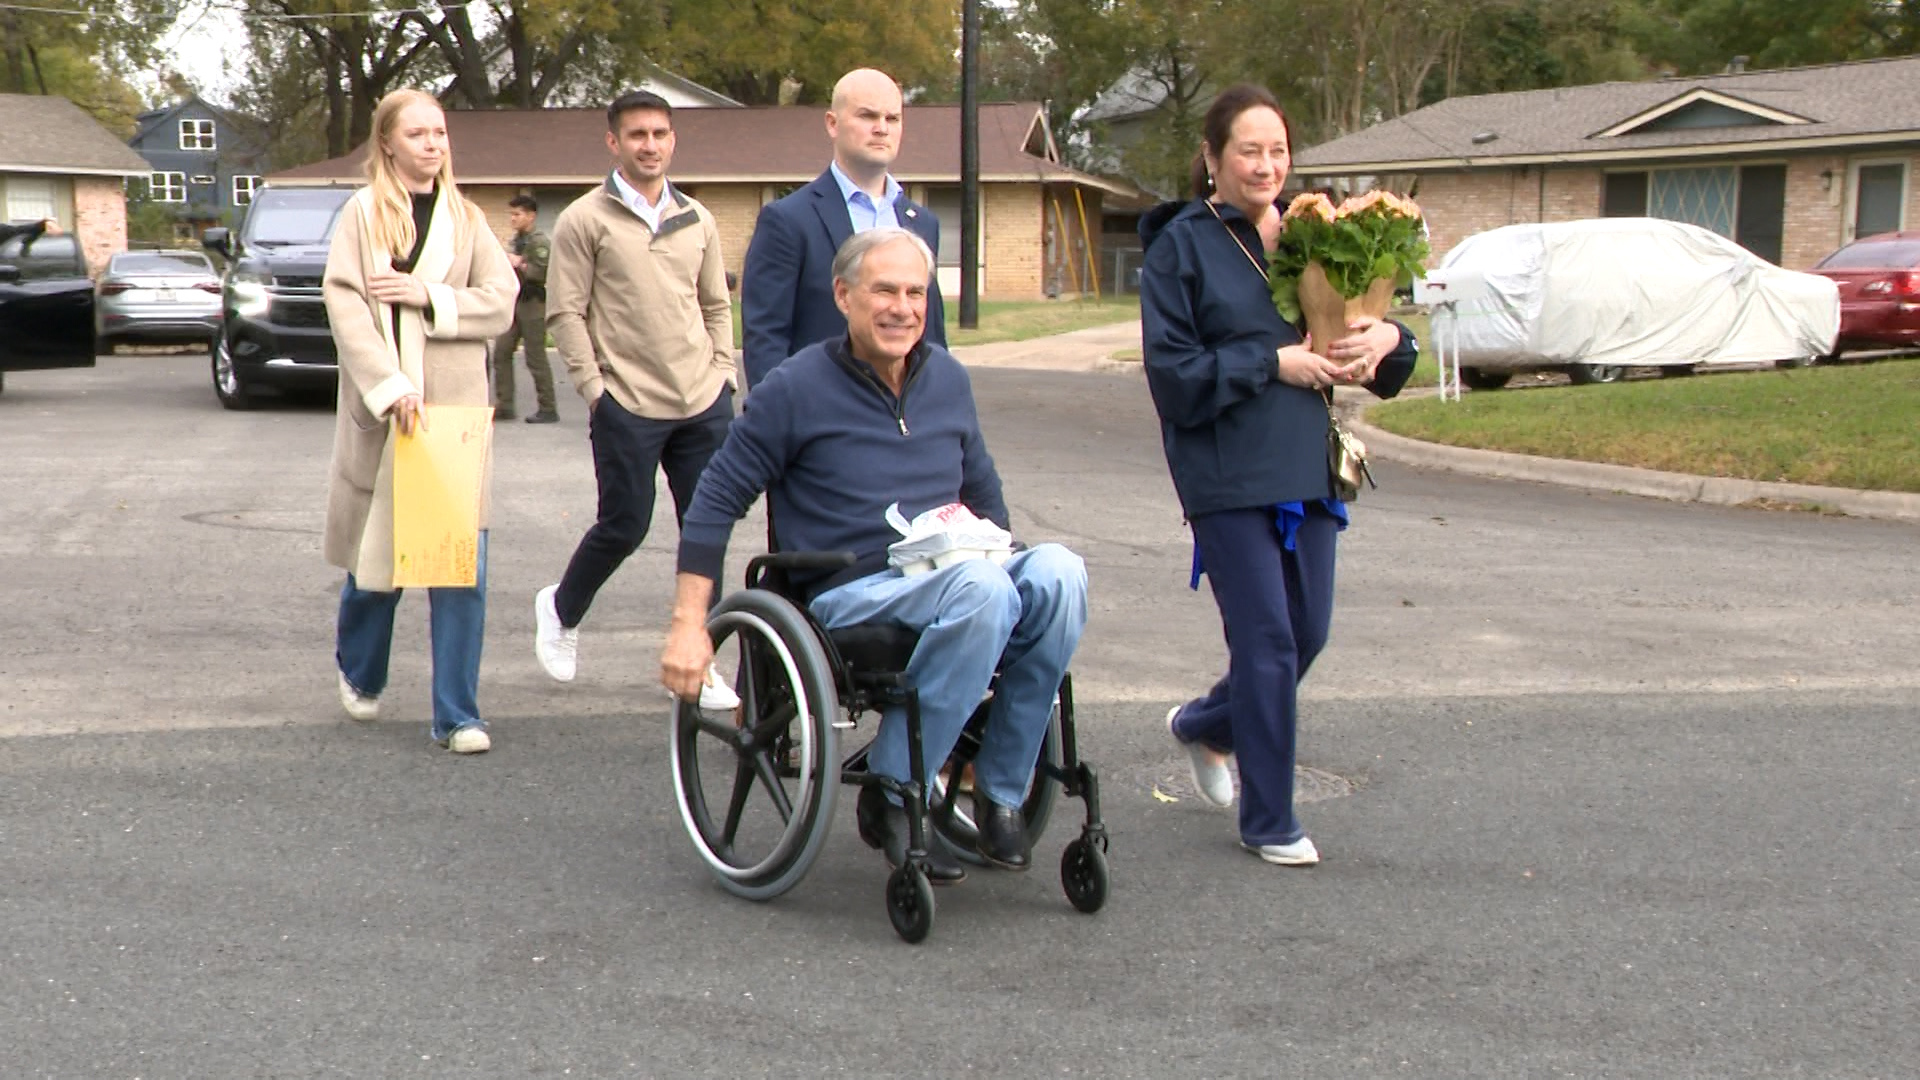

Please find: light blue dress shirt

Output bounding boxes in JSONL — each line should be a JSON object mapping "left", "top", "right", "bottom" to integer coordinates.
{"left": 829, "top": 161, "right": 903, "bottom": 233}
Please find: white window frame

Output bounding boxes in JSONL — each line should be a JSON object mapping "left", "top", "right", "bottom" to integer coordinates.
{"left": 1844, "top": 157, "right": 1909, "bottom": 244}
{"left": 5, "top": 176, "right": 58, "bottom": 222}
{"left": 232, "top": 174, "right": 261, "bottom": 205}
{"left": 179, "top": 118, "right": 216, "bottom": 151}
{"left": 150, "top": 171, "right": 186, "bottom": 203}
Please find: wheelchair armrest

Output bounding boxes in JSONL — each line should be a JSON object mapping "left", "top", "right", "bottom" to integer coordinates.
{"left": 746, "top": 551, "right": 857, "bottom": 591}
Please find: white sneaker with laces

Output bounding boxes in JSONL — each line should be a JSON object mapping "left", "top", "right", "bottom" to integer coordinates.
{"left": 1168, "top": 705, "right": 1234, "bottom": 808}
{"left": 338, "top": 671, "right": 379, "bottom": 722}
{"left": 699, "top": 663, "right": 741, "bottom": 712}
{"left": 443, "top": 727, "right": 491, "bottom": 754}
{"left": 534, "top": 584, "right": 577, "bottom": 682}
{"left": 1242, "top": 837, "right": 1319, "bottom": 866}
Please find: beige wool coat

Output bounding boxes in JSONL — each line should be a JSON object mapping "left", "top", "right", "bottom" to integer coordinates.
{"left": 322, "top": 186, "right": 518, "bottom": 590}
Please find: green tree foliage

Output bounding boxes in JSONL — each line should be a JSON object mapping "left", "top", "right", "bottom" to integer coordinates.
{"left": 237, "top": 0, "right": 439, "bottom": 159}
{"left": 408, "top": 0, "right": 657, "bottom": 110}
{"left": 649, "top": 0, "right": 958, "bottom": 105}
{"left": 0, "top": 1, "right": 176, "bottom": 131}
{"left": 1630, "top": 0, "right": 1920, "bottom": 74}
{"left": 985, "top": 0, "right": 1915, "bottom": 194}
{"left": 230, "top": 0, "right": 657, "bottom": 167}
{"left": 1013, "top": 0, "right": 1227, "bottom": 194}
{"left": 1428, "top": 0, "right": 1649, "bottom": 101}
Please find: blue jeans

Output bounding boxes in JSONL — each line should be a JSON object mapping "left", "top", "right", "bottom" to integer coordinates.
{"left": 1173, "top": 508, "right": 1338, "bottom": 847}
{"left": 809, "top": 544, "right": 1087, "bottom": 809}
{"left": 337, "top": 531, "right": 488, "bottom": 742}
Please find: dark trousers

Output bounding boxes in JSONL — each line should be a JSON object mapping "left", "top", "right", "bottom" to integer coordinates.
{"left": 554, "top": 388, "right": 732, "bottom": 627}
{"left": 1176, "top": 506, "right": 1339, "bottom": 846}
{"left": 491, "top": 297, "right": 555, "bottom": 414}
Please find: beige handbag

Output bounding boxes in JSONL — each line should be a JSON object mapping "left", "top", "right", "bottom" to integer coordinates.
{"left": 1324, "top": 393, "right": 1374, "bottom": 501}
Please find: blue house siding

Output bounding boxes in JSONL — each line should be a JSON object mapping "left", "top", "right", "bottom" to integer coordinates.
{"left": 129, "top": 97, "right": 271, "bottom": 223}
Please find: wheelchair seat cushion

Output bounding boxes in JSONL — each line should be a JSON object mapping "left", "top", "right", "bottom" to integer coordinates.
{"left": 827, "top": 622, "right": 921, "bottom": 674}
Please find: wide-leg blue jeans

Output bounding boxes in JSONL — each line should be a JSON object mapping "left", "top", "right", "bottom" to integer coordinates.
{"left": 336, "top": 531, "right": 489, "bottom": 742}
{"left": 809, "top": 544, "right": 1087, "bottom": 809}
{"left": 1172, "top": 508, "right": 1337, "bottom": 847}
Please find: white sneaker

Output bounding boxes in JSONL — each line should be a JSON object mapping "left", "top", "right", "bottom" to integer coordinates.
{"left": 443, "top": 727, "right": 491, "bottom": 754}
{"left": 533, "top": 585, "right": 577, "bottom": 682}
{"left": 1168, "top": 705, "right": 1233, "bottom": 808}
{"left": 1242, "top": 837, "right": 1319, "bottom": 866}
{"left": 338, "top": 671, "right": 379, "bottom": 722}
{"left": 699, "top": 663, "right": 741, "bottom": 712}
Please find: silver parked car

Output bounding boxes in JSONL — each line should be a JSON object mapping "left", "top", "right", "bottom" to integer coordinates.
{"left": 95, "top": 249, "right": 222, "bottom": 349}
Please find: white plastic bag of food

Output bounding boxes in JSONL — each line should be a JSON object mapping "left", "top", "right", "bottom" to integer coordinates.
{"left": 884, "top": 502, "right": 1014, "bottom": 576}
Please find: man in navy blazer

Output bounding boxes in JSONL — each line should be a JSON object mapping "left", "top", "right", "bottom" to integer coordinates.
{"left": 740, "top": 68, "right": 947, "bottom": 388}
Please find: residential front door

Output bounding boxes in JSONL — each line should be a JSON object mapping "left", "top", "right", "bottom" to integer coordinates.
{"left": 1848, "top": 161, "right": 1907, "bottom": 243}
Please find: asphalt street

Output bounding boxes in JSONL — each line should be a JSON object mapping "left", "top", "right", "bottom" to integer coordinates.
{"left": 2, "top": 352, "right": 1916, "bottom": 1078}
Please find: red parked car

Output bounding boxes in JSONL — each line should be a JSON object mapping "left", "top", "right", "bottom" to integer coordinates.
{"left": 1812, "top": 232, "right": 1920, "bottom": 353}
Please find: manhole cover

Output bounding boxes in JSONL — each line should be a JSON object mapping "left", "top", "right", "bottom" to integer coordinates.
{"left": 1127, "top": 760, "right": 1355, "bottom": 805}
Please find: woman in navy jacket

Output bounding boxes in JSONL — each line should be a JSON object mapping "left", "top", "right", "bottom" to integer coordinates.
{"left": 1139, "top": 84, "right": 1418, "bottom": 866}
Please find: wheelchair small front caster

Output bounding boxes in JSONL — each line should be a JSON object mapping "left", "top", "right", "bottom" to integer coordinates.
{"left": 885, "top": 865, "right": 936, "bottom": 943}
{"left": 1060, "top": 837, "right": 1108, "bottom": 914}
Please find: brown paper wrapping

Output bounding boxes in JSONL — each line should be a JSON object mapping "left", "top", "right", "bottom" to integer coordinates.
{"left": 1298, "top": 261, "right": 1396, "bottom": 357}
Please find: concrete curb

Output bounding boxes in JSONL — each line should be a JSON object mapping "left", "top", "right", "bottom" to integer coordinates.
{"left": 1341, "top": 394, "right": 1920, "bottom": 524}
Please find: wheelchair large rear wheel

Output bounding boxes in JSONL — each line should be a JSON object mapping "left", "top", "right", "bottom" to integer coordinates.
{"left": 928, "top": 697, "right": 1062, "bottom": 866}
{"left": 671, "top": 589, "right": 840, "bottom": 901}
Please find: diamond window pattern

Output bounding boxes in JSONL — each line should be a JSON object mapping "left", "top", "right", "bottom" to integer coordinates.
{"left": 1649, "top": 167, "right": 1737, "bottom": 237}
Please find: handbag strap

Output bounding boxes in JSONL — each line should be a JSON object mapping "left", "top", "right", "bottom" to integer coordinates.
{"left": 1203, "top": 199, "right": 1270, "bottom": 280}
{"left": 1203, "top": 200, "right": 1337, "bottom": 414}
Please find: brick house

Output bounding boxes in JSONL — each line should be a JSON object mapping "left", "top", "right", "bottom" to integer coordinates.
{"left": 127, "top": 94, "right": 273, "bottom": 231}
{"left": 266, "top": 102, "right": 1127, "bottom": 300}
{"left": 0, "top": 94, "right": 151, "bottom": 273}
{"left": 1294, "top": 55, "right": 1920, "bottom": 271}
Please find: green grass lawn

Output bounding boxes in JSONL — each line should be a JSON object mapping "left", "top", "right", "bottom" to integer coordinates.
{"left": 947, "top": 297, "right": 1141, "bottom": 347}
{"left": 1369, "top": 355, "right": 1920, "bottom": 492}
{"left": 731, "top": 296, "right": 1140, "bottom": 349}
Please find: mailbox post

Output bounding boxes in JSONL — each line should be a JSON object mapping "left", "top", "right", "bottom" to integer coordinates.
{"left": 1413, "top": 268, "right": 1491, "bottom": 402}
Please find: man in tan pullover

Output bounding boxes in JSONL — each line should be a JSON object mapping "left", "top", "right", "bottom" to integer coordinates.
{"left": 535, "top": 89, "right": 737, "bottom": 708}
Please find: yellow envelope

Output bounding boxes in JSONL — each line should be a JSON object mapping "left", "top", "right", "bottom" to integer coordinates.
{"left": 393, "top": 405, "right": 493, "bottom": 587}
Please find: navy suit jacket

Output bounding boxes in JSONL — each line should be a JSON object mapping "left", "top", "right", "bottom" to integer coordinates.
{"left": 740, "top": 169, "right": 947, "bottom": 388}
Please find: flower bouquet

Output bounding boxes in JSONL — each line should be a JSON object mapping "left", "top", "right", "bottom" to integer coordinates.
{"left": 1268, "top": 190, "right": 1429, "bottom": 356}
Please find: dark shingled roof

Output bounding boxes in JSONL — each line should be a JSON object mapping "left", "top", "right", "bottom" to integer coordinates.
{"left": 1296, "top": 54, "right": 1920, "bottom": 174}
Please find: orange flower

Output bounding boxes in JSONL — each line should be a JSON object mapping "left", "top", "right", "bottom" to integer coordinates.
{"left": 1282, "top": 192, "right": 1336, "bottom": 224}
{"left": 1334, "top": 189, "right": 1422, "bottom": 220}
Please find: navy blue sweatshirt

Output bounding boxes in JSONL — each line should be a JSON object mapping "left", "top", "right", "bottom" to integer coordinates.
{"left": 677, "top": 335, "right": 1008, "bottom": 600}
{"left": 1138, "top": 198, "right": 1418, "bottom": 516}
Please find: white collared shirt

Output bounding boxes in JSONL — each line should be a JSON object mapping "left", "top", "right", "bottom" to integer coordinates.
{"left": 829, "top": 160, "right": 903, "bottom": 233}
{"left": 611, "top": 170, "right": 671, "bottom": 232}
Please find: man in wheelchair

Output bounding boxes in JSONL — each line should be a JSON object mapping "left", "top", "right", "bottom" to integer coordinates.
{"left": 660, "top": 227, "right": 1088, "bottom": 883}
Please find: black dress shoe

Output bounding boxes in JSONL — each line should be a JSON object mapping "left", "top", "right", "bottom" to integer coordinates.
{"left": 856, "top": 785, "right": 966, "bottom": 885}
{"left": 972, "top": 793, "right": 1032, "bottom": 871}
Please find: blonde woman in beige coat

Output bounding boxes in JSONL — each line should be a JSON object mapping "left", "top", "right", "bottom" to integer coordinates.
{"left": 323, "top": 89, "right": 518, "bottom": 754}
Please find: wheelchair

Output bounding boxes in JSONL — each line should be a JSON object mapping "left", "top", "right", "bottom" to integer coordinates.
{"left": 670, "top": 550, "right": 1110, "bottom": 943}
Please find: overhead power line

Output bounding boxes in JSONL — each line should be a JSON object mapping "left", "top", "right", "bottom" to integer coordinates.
{"left": 0, "top": 1, "right": 460, "bottom": 22}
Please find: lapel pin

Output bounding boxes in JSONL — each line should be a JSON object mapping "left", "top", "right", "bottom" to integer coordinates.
{"left": 904, "top": 207, "right": 917, "bottom": 219}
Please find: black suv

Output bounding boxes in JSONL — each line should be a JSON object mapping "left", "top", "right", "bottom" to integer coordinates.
{"left": 202, "top": 186, "right": 354, "bottom": 409}
{"left": 0, "top": 225, "right": 94, "bottom": 395}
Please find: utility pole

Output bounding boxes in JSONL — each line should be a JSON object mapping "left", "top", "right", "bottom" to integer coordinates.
{"left": 959, "top": 0, "right": 980, "bottom": 329}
